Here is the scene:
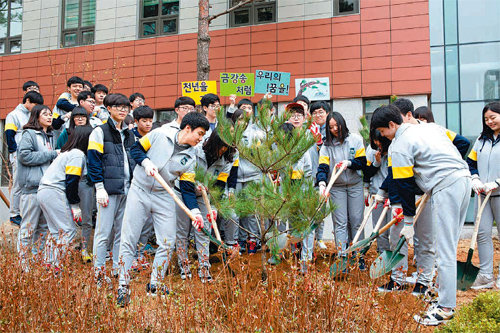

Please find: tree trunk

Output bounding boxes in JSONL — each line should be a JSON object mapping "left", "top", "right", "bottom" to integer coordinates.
{"left": 197, "top": 0, "right": 211, "bottom": 81}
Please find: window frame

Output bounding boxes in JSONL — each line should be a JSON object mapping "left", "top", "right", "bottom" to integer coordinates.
{"left": 0, "top": 0, "right": 23, "bottom": 55}
{"left": 139, "top": 0, "right": 179, "bottom": 38}
{"left": 333, "top": 0, "right": 360, "bottom": 17}
{"left": 61, "top": 0, "right": 96, "bottom": 48}
{"left": 229, "top": 0, "right": 276, "bottom": 28}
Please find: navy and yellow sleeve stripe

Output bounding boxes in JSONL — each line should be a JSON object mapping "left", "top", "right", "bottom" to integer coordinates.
{"left": 466, "top": 149, "right": 478, "bottom": 175}
{"left": 447, "top": 130, "right": 470, "bottom": 158}
{"left": 5, "top": 123, "right": 17, "bottom": 153}
{"left": 350, "top": 147, "right": 367, "bottom": 170}
{"left": 87, "top": 137, "right": 104, "bottom": 185}
{"left": 179, "top": 172, "right": 198, "bottom": 210}
{"left": 65, "top": 165, "right": 83, "bottom": 204}
{"left": 316, "top": 155, "right": 330, "bottom": 185}
{"left": 130, "top": 137, "right": 150, "bottom": 165}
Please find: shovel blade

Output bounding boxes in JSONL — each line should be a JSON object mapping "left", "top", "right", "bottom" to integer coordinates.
{"left": 349, "top": 235, "right": 375, "bottom": 253}
{"left": 330, "top": 257, "right": 348, "bottom": 277}
{"left": 456, "top": 260, "right": 479, "bottom": 291}
{"left": 369, "top": 251, "right": 405, "bottom": 279}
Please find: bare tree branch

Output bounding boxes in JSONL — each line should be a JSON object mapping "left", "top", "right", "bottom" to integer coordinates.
{"left": 208, "top": 0, "right": 259, "bottom": 23}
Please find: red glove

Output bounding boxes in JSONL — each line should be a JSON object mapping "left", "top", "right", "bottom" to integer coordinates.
{"left": 392, "top": 207, "right": 404, "bottom": 225}
{"left": 206, "top": 209, "right": 217, "bottom": 224}
{"left": 309, "top": 122, "right": 323, "bottom": 145}
{"left": 192, "top": 215, "right": 204, "bottom": 231}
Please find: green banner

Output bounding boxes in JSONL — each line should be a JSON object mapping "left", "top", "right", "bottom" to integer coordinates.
{"left": 220, "top": 73, "right": 255, "bottom": 97}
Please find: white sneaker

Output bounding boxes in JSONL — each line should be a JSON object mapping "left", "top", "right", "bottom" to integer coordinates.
{"left": 414, "top": 305, "right": 454, "bottom": 326}
{"left": 471, "top": 273, "right": 494, "bottom": 290}
{"left": 317, "top": 240, "right": 327, "bottom": 250}
{"left": 406, "top": 271, "right": 418, "bottom": 284}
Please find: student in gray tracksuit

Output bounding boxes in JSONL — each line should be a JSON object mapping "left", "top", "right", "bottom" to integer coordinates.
{"left": 87, "top": 94, "right": 136, "bottom": 280}
{"left": 308, "top": 101, "right": 329, "bottom": 247}
{"left": 116, "top": 112, "right": 209, "bottom": 305}
{"left": 4, "top": 91, "right": 44, "bottom": 225}
{"left": 371, "top": 105, "right": 471, "bottom": 325}
{"left": 175, "top": 130, "right": 237, "bottom": 282}
{"left": 236, "top": 119, "right": 266, "bottom": 253}
{"left": 16, "top": 105, "right": 58, "bottom": 269}
{"left": 38, "top": 127, "right": 93, "bottom": 268}
{"left": 316, "top": 112, "right": 367, "bottom": 254}
{"left": 467, "top": 102, "right": 500, "bottom": 290}
{"left": 363, "top": 130, "right": 391, "bottom": 253}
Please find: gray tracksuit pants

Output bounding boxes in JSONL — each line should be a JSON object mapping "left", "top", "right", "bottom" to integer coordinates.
{"left": 315, "top": 220, "right": 325, "bottom": 241}
{"left": 175, "top": 192, "right": 211, "bottom": 268}
{"left": 78, "top": 181, "right": 94, "bottom": 251}
{"left": 236, "top": 181, "right": 260, "bottom": 242}
{"left": 9, "top": 154, "right": 21, "bottom": 217}
{"left": 93, "top": 193, "right": 127, "bottom": 273}
{"left": 432, "top": 174, "right": 470, "bottom": 308}
{"left": 476, "top": 195, "right": 500, "bottom": 279}
{"left": 222, "top": 212, "right": 239, "bottom": 245}
{"left": 118, "top": 184, "right": 176, "bottom": 286}
{"left": 330, "top": 182, "right": 364, "bottom": 252}
{"left": 389, "top": 219, "right": 407, "bottom": 285}
{"left": 301, "top": 230, "right": 315, "bottom": 262}
{"left": 413, "top": 198, "right": 436, "bottom": 286}
{"left": 17, "top": 193, "right": 48, "bottom": 265}
{"left": 372, "top": 204, "right": 390, "bottom": 253}
{"left": 38, "top": 187, "right": 77, "bottom": 267}
{"left": 137, "top": 217, "right": 154, "bottom": 257}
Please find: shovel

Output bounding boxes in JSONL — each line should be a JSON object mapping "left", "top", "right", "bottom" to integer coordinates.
{"left": 349, "top": 195, "right": 425, "bottom": 255}
{"left": 153, "top": 173, "right": 228, "bottom": 249}
{"left": 330, "top": 200, "right": 378, "bottom": 277}
{"left": 457, "top": 191, "right": 492, "bottom": 291}
{"left": 370, "top": 193, "right": 429, "bottom": 279}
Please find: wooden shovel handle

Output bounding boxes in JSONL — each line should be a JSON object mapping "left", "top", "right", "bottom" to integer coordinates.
{"left": 372, "top": 202, "right": 390, "bottom": 233}
{"left": 325, "top": 166, "right": 343, "bottom": 195}
{"left": 352, "top": 200, "right": 377, "bottom": 244}
{"left": 470, "top": 191, "right": 492, "bottom": 250}
{"left": 378, "top": 194, "right": 426, "bottom": 235}
{"left": 0, "top": 190, "right": 10, "bottom": 209}
{"left": 153, "top": 173, "right": 196, "bottom": 221}
{"left": 200, "top": 186, "right": 222, "bottom": 242}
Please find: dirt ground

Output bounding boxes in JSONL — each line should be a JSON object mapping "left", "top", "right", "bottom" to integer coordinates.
{"left": 1, "top": 220, "right": 498, "bottom": 331}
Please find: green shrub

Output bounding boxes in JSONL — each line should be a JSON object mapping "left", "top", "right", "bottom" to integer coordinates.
{"left": 437, "top": 291, "right": 500, "bottom": 333}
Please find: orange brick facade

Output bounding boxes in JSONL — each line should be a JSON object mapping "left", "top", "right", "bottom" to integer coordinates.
{"left": 0, "top": 0, "right": 430, "bottom": 118}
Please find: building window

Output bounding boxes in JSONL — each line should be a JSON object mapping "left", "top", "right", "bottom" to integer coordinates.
{"left": 0, "top": 0, "right": 22, "bottom": 54}
{"left": 333, "top": 0, "right": 359, "bottom": 16}
{"left": 61, "top": 0, "right": 95, "bottom": 47}
{"left": 140, "top": 0, "right": 179, "bottom": 38}
{"left": 364, "top": 98, "right": 389, "bottom": 123}
{"left": 230, "top": 0, "right": 276, "bottom": 27}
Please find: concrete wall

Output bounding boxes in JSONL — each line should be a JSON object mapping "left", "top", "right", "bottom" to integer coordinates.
{"left": 94, "top": 0, "right": 138, "bottom": 44}
{"left": 21, "top": 0, "right": 60, "bottom": 53}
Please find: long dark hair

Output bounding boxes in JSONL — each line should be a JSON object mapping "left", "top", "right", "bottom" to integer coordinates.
{"left": 414, "top": 106, "right": 435, "bottom": 123}
{"left": 61, "top": 126, "right": 93, "bottom": 155}
{"left": 480, "top": 102, "right": 500, "bottom": 141}
{"left": 203, "top": 129, "right": 236, "bottom": 167}
{"left": 68, "top": 106, "right": 90, "bottom": 133}
{"left": 23, "top": 104, "right": 53, "bottom": 132}
{"left": 325, "top": 111, "right": 349, "bottom": 145}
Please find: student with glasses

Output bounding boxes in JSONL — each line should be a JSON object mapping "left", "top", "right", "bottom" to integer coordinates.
{"left": 164, "top": 96, "right": 197, "bottom": 131}
{"left": 87, "top": 93, "right": 137, "bottom": 287}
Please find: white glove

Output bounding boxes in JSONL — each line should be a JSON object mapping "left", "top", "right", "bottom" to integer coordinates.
{"left": 335, "top": 160, "right": 351, "bottom": 171}
{"left": 142, "top": 158, "right": 158, "bottom": 177}
{"left": 400, "top": 216, "right": 415, "bottom": 246}
{"left": 318, "top": 181, "right": 328, "bottom": 198}
{"left": 363, "top": 186, "right": 371, "bottom": 207}
{"left": 71, "top": 204, "right": 82, "bottom": 225}
{"left": 206, "top": 208, "right": 217, "bottom": 224}
{"left": 374, "top": 189, "right": 387, "bottom": 204}
{"left": 192, "top": 214, "right": 204, "bottom": 231}
{"left": 483, "top": 180, "right": 499, "bottom": 193}
{"left": 471, "top": 176, "right": 484, "bottom": 195}
{"left": 96, "top": 187, "right": 109, "bottom": 207}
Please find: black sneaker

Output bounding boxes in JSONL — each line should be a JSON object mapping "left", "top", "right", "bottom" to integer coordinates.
{"left": 180, "top": 265, "right": 192, "bottom": 280}
{"left": 377, "top": 279, "right": 406, "bottom": 292}
{"left": 412, "top": 282, "right": 428, "bottom": 296}
{"left": 116, "top": 286, "right": 130, "bottom": 307}
{"left": 146, "top": 283, "right": 169, "bottom": 297}
{"left": 10, "top": 215, "right": 21, "bottom": 226}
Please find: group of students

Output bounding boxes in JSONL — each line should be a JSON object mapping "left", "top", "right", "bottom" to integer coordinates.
{"left": 4, "top": 77, "right": 499, "bottom": 325}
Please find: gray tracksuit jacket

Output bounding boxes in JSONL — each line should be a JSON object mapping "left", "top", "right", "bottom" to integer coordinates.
{"left": 16, "top": 129, "right": 58, "bottom": 194}
{"left": 5, "top": 104, "right": 30, "bottom": 153}
{"left": 237, "top": 122, "right": 266, "bottom": 183}
{"left": 467, "top": 135, "right": 500, "bottom": 196}
{"left": 365, "top": 145, "right": 389, "bottom": 194}
{"left": 316, "top": 133, "right": 366, "bottom": 186}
